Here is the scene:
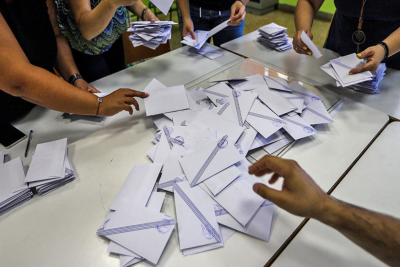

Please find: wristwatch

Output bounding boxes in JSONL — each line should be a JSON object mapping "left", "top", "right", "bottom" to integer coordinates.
{"left": 68, "top": 73, "right": 83, "bottom": 85}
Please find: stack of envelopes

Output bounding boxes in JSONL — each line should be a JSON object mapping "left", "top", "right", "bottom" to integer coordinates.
{"left": 25, "top": 138, "right": 76, "bottom": 196}
{"left": 127, "top": 21, "right": 176, "bottom": 50}
{"left": 181, "top": 20, "right": 230, "bottom": 49}
{"left": 258, "top": 23, "right": 292, "bottom": 51}
{"left": 320, "top": 53, "right": 386, "bottom": 94}
{"left": 130, "top": 76, "right": 334, "bottom": 262}
{"left": 0, "top": 157, "right": 33, "bottom": 216}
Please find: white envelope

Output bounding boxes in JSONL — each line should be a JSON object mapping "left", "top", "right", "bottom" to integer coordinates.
{"left": 246, "top": 99, "right": 285, "bottom": 139}
{"left": 143, "top": 79, "right": 190, "bottom": 116}
{"left": 263, "top": 131, "right": 294, "bottom": 154}
{"left": 172, "top": 110, "right": 200, "bottom": 126}
{"left": 195, "top": 45, "right": 224, "bottom": 60}
{"left": 288, "top": 82, "right": 322, "bottom": 103}
{"left": 300, "top": 31, "right": 322, "bottom": 59}
{"left": 109, "top": 163, "right": 162, "bottom": 210}
{"left": 173, "top": 181, "right": 221, "bottom": 250}
{"left": 191, "top": 109, "right": 245, "bottom": 143}
{"left": 153, "top": 126, "right": 187, "bottom": 164}
{"left": 231, "top": 74, "right": 267, "bottom": 91}
{"left": 25, "top": 138, "right": 67, "bottom": 183}
{"left": 264, "top": 76, "right": 292, "bottom": 92}
{"left": 152, "top": 114, "right": 173, "bottom": 130}
{"left": 199, "top": 178, "right": 264, "bottom": 227}
{"left": 281, "top": 114, "right": 317, "bottom": 140}
{"left": 204, "top": 165, "right": 242, "bottom": 196}
{"left": 97, "top": 203, "right": 176, "bottom": 265}
{"left": 255, "top": 86, "right": 296, "bottom": 116}
{"left": 215, "top": 200, "right": 274, "bottom": 242}
{"left": 149, "top": 0, "right": 174, "bottom": 15}
{"left": 235, "top": 124, "right": 258, "bottom": 156}
{"left": 330, "top": 54, "right": 373, "bottom": 86}
{"left": 179, "top": 135, "right": 242, "bottom": 187}
{"left": 211, "top": 102, "right": 237, "bottom": 123}
{"left": 249, "top": 130, "right": 285, "bottom": 151}
{"left": 259, "top": 23, "right": 287, "bottom": 35}
{"left": 158, "top": 152, "right": 185, "bottom": 192}
{"left": 301, "top": 99, "right": 334, "bottom": 125}
{"left": 203, "top": 82, "right": 232, "bottom": 106}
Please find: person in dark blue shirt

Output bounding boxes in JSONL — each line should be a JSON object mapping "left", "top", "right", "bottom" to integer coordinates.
{"left": 293, "top": 0, "right": 400, "bottom": 74}
{"left": 177, "top": 0, "right": 247, "bottom": 47}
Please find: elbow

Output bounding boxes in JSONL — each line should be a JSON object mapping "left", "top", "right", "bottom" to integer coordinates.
{"left": 80, "top": 29, "right": 96, "bottom": 41}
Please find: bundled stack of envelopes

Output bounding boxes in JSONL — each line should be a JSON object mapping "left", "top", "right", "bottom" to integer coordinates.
{"left": 258, "top": 23, "right": 292, "bottom": 52}
{"left": 0, "top": 157, "right": 33, "bottom": 216}
{"left": 97, "top": 75, "right": 335, "bottom": 266}
{"left": 320, "top": 53, "right": 386, "bottom": 94}
{"left": 25, "top": 138, "right": 75, "bottom": 196}
{"left": 127, "top": 21, "right": 176, "bottom": 50}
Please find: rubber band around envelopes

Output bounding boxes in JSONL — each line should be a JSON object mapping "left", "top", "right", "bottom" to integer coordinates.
{"left": 173, "top": 183, "right": 221, "bottom": 243}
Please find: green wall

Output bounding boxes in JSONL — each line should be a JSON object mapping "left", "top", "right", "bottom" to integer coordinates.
{"left": 279, "top": 0, "right": 336, "bottom": 14}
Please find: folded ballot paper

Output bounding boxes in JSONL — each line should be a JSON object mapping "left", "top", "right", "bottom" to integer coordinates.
{"left": 181, "top": 19, "right": 230, "bottom": 49}
{"left": 258, "top": 23, "right": 292, "bottom": 52}
{"left": 98, "top": 76, "right": 337, "bottom": 265}
{"left": 320, "top": 53, "right": 386, "bottom": 94}
{"left": 127, "top": 21, "right": 176, "bottom": 50}
{"left": 0, "top": 157, "right": 33, "bottom": 216}
{"left": 25, "top": 138, "right": 75, "bottom": 196}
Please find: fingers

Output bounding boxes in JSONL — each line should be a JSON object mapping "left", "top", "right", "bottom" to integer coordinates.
{"left": 189, "top": 28, "right": 196, "bottom": 40}
{"left": 89, "top": 85, "right": 100, "bottom": 93}
{"left": 122, "top": 104, "right": 134, "bottom": 115}
{"left": 293, "top": 31, "right": 311, "bottom": 56}
{"left": 228, "top": 4, "right": 245, "bottom": 26}
{"left": 124, "top": 96, "right": 140, "bottom": 111}
{"left": 249, "top": 155, "right": 295, "bottom": 178}
{"left": 253, "top": 183, "right": 281, "bottom": 204}
{"left": 122, "top": 89, "right": 149, "bottom": 98}
{"left": 356, "top": 48, "right": 374, "bottom": 59}
{"left": 349, "top": 61, "right": 375, "bottom": 74}
{"left": 268, "top": 172, "right": 281, "bottom": 184}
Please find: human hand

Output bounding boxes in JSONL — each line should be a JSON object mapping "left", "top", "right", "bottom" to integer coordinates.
{"left": 248, "top": 155, "right": 330, "bottom": 219}
{"left": 74, "top": 79, "right": 100, "bottom": 93}
{"left": 293, "top": 30, "right": 313, "bottom": 56}
{"left": 98, "top": 89, "right": 149, "bottom": 116}
{"left": 349, "top": 45, "right": 386, "bottom": 74}
{"left": 143, "top": 9, "right": 159, "bottom": 22}
{"left": 182, "top": 18, "right": 195, "bottom": 40}
{"left": 228, "top": 1, "right": 246, "bottom": 26}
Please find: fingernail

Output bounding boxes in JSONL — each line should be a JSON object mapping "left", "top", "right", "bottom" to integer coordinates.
{"left": 307, "top": 52, "right": 312, "bottom": 56}
{"left": 303, "top": 47, "right": 307, "bottom": 50}
{"left": 357, "top": 53, "right": 361, "bottom": 57}
{"left": 348, "top": 72, "right": 353, "bottom": 75}
{"left": 253, "top": 184, "right": 259, "bottom": 193}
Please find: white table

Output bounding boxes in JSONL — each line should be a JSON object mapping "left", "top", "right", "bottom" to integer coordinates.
{"left": 222, "top": 31, "right": 400, "bottom": 120}
{"left": 0, "top": 57, "right": 389, "bottom": 267}
{"left": 2, "top": 43, "right": 243, "bottom": 166}
{"left": 271, "top": 122, "right": 400, "bottom": 267}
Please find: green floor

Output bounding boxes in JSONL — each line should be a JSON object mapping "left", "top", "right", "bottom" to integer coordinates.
{"left": 155, "top": 9, "right": 331, "bottom": 51}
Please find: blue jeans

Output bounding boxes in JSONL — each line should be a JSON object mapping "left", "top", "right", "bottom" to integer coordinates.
{"left": 179, "top": 5, "right": 245, "bottom": 47}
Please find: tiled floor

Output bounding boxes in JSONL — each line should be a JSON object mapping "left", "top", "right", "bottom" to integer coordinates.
{"left": 155, "top": 9, "right": 331, "bottom": 51}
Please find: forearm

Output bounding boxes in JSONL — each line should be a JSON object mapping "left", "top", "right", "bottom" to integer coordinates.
{"left": 383, "top": 27, "right": 400, "bottom": 58}
{"left": 177, "top": 0, "right": 191, "bottom": 21}
{"left": 71, "top": 0, "right": 118, "bottom": 40}
{"left": 127, "top": 0, "right": 146, "bottom": 17}
{"left": 295, "top": 0, "right": 323, "bottom": 32}
{"left": 317, "top": 198, "right": 400, "bottom": 266}
{"left": 54, "top": 35, "right": 80, "bottom": 81}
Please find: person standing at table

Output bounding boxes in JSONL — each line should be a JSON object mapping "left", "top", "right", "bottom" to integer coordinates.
{"left": 293, "top": 0, "right": 400, "bottom": 74}
{"left": 0, "top": 0, "right": 148, "bottom": 123}
{"left": 55, "top": 0, "right": 159, "bottom": 83}
{"left": 177, "top": 0, "right": 247, "bottom": 47}
{"left": 249, "top": 156, "right": 400, "bottom": 266}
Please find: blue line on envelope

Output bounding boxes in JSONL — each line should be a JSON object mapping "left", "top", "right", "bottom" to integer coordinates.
{"left": 232, "top": 91, "right": 243, "bottom": 126}
{"left": 303, "top": 107, "right": 333, "bottom": 122}
{"left": 248, "top": 112, "right": 286, "bottom": 125}
{"left": 190, "top": 135, "right": 228, "bottom": 187}
{"left": 163, "top": 126, "right": 174, "bottom": 149}
{"left": 281, "top": 116, "right": 316, "bottom": 132}
{"left": 217, "top": 102, "right": 230, "bottom": 115}
{"left": 203, "top": 90, "right": 229, "bottom": 98}
{"left": 96, "top": 219, "right": 176, "bottom": 236}
{"left": 158, "top": 176, "right": 187, "bottom": 189}
{"left": 173, "top": 183, "right": 222, "bottom": 243}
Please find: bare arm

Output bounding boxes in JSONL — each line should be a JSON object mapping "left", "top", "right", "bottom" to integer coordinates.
{"left": 68, "top": 0, "right": 136, "bottom": 40}
{"left": 177, "top": 0, "right": 195, "bottom": 39}
{"left": 249, "top": 156, "right": 400, "bottom": 266}
{"left": 293, "top": 0, "right": 324, "bottom": 55}
{"left": 0, "top": 13, "right": 147, "bottom": 116}
{"left": 351, "top": 27, "right": 400, "bottom": 74}
{"left": 126, "top": 0, "right": 158, "bottom": 21}
{"left": 47, "top": 0, "right": 99, "bottom": 93}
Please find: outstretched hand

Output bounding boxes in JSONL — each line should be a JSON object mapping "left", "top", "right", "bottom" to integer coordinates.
{"left": 98, "top": 89, "right": 149, "bottom": 116}
{"left": 350, "top": 45, "right": 386, "bottom": 74}
{"left": 249, "top": 155, "right": 330, "bottom": 219}
{"left": 293, "top": 30, "right": 313, "bottom": 56}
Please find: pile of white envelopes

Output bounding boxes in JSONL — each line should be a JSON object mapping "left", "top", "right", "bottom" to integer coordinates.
{"left": 127, "top": 21, "right": 176, "bottom": 50}
{"left": 258, "top": 23, "right": 292, "bottom": 52}
{"left": 25, "top": 138, "right": 75, "bottom": 196}
{"left": 0, "top": 157, "right": 33, "bottom": 216}
{"left": 97, "top": 75, "right": 335, "bottom": 266}
{"left": 320, "top": 53, "right": 386, "bottom": 94}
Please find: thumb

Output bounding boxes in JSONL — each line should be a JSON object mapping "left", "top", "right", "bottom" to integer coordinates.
{"left": 253, "top": 183, "right": 281, "bottom": 204}
{"left": 357, "top": 48, "right": 374, "bottom": 59}
{"left": 190, "top": 29, "right": 196, "bottom": 40}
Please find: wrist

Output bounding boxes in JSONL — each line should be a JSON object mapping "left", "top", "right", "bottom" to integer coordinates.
{"left": 235, "top": 0, "right": 244, "bottom": 6}
{"left": 68, "top": 74, "right": 83, "bottom": 85}
{"left": 141, "top": 7, "right": 148, "bottom": 20}
{"left": 314, "top": 196, "right": 343, "bottom": 226}
{"left": 377, "top": 42, "right": 389, "bottom": 61}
